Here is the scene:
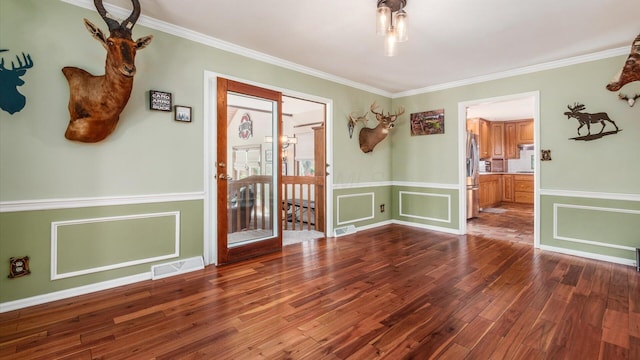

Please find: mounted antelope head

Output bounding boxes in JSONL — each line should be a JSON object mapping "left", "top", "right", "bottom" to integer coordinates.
{"left": 358, "top": 102, "right": 404, "bottom": 153}
{"left": 606, "top": 32, "right": 640, "bottom": 91}
{"left": 62, "top": 0, "right": 153, "bottom": 142}
{"left": 618, "top": 93, "right": 640, "bottom": 107}
{"left": 0, "top": 50, "right": 34, "bottom": 115}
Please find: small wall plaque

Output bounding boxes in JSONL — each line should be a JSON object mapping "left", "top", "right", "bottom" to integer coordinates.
{"left": 175, "top": 105, "right": 192, "bottom": 122}
{"left": 149, "top": 90, "right": 172, "bottom": 111}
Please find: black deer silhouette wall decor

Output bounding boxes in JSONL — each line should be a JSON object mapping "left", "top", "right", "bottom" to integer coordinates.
{"left": 564, "top": 102, "right": 621, "bottom": 141}
{"left": 0, "top": 49, "right": 34, "bottom": 115}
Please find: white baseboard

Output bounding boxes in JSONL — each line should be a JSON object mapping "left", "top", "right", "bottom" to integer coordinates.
{"left": 392, "top": 219, "right": 463, "bottom": 235}
{"left": 0, "top": 272, "right": 151, "bottom": 313}
{"left": 539, "top": 245, "right": 636, "bottom": 267}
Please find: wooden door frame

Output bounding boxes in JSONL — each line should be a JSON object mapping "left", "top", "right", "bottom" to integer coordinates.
{"left": 216, "top": 78, "right": 282, "bottom": 265}
{"left": 203, "top": 71, "right": 334, "bottom": 266}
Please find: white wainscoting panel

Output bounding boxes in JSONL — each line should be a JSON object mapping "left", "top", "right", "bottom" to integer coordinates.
{"left": 553, "top": 203, "right": 638, "bottom": 253}
{"left": 336, "top": 192, "right": 375, "bottom": 225}
{"left": 51, "top": 211, "right": 181, "bottom": 280}
{"left": 399, "top": 191, "right": 451, "bottom": 223}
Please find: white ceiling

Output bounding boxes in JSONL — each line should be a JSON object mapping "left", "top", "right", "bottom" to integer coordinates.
{"left": 94, "top": 0, "right": 639, "bottom": 97}
{"left": 467, "top": 97, "right": 535, "bottom": 121}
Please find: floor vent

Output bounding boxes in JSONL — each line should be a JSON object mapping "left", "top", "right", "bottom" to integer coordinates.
{"left": 334, "top": 225, "right": 357, "bottom": 237}
{"left": 151, "top": 256, "right": 204, "bottom": 280}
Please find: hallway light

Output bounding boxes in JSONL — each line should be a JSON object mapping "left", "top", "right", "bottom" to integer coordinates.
{"left": 264, "top": 135, "right": 298, "bottom": 148}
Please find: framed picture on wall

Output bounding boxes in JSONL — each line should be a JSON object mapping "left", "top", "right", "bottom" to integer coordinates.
{"left": 175, "top": 105, "right": 192, "bottom": 122}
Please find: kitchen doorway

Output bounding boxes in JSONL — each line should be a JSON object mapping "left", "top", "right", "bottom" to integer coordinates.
{"left": 458, "top": 92, "right": 540, "bottom": 248}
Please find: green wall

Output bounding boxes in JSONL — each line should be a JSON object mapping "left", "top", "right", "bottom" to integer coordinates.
{"left": 1, "top": 0, "right": 639, "bottom": 307}
{"left": 390, "top": 53, "right": 640, "bottom": 261}
{"left": 0, "top": 0, "right": 392, "bottom": 306}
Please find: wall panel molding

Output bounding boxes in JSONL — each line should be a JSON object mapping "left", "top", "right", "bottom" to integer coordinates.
{"left": 399, "top": 191, "right": 451, "bottom": 223}
{"left": 51, "top": 211, "right": 181, "bottom": 280}
{"left": 0, "top": 192, "right": 204, "bottom": 213}
{"left": 540, "top": 189, "right": 640, "bottom": 202}
{"left": 552, "top": 203, "right": 639, "bottom": 254}
{"left": 336, "top": 192, "right": 375, "bottom": 225}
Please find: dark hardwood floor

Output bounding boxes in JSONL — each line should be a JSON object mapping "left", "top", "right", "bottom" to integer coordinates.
{"left": 468, "top": 203, "right": 534, "bottom": 244}
{"left": 1, "top": 224, "right": 638, "bottom": 359}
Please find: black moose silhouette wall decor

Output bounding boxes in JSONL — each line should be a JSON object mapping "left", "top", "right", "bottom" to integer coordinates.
{"left": 0, "top": 49, "right": 34, "bottom": 115}
{"left": 564, "top": 103, "right": 621, "bottom": 141}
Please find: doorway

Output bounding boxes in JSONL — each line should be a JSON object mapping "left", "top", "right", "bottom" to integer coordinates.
{"left": 216, "top": 78, "right": 282, "bottom": 264}
{"left": 458, "top": 91, "right": 540, "bottom": 248}
{"left": 204, "top": 73, "right": 333, "bottom": 266}
{"left": 281, "top": 96, "right": 326, "bottom": 245}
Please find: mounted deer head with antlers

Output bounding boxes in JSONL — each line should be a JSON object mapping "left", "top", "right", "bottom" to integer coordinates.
{"left": 357, "top": 102, "right": 404, "bottom": 153}
{"left": 618, "top": 93, "right": 640, "bottom": 107}
{"left": 606, "top": 32, "right": 640, "bottom": 92}
{"left": 62, "top": 0, "right": 153, "bottom": 143}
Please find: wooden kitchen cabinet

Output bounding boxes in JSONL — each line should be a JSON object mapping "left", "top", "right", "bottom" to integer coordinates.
{"left": 504, "top": 122, "right": 517, "bottom": 159}
{"left": 490, "top": 122, "right": 505, "bottom": 159}
{"left": 513, "top": 174, "right": 534, "bottom": 204}
{"left": 479, "top": 119, "right": 491, "bottom": 159}
{"left": 468, "top": 118, "right": 491, "bottom": 159}
{"left": 516, "top": 120, "right": 534, "bottom": 144}
{"left": 502, "top": 174, "right": 514, "bottom": 202}
{"left": 479, "top": 174, "right": 502, "bottom": 209}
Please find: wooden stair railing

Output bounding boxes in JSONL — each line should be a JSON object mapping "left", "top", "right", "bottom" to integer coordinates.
{"left": 228, "top": 175, "right": 273, "bottom": 232}
{"left": 282, "top": 176, "right": 316, "bottom": 231}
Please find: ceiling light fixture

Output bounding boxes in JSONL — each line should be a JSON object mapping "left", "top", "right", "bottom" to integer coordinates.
{"left": 376, "top": 0, "right": 407, "bottom": 57}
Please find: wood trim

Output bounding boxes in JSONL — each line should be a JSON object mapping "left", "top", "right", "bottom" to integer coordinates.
{"left": 216, "top": 78, "right": 283, "bottom": 265}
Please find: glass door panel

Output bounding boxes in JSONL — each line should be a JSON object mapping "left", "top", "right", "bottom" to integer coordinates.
{"left": 217, "top": 78, "right": 282, "bottom": 264}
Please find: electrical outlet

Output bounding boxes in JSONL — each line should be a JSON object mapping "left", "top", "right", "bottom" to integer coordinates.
{"left": 380, "top": 204, "right": 385, "bottom": 213}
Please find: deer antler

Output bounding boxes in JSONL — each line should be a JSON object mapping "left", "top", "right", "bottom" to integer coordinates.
{"left": 619, "top": 93, "right": 640, "bottom": 107}
{"left": 370, "top": 102, "right": 405, "bottom": 118}
{"left": 349, "top": 112, "right": 368, "bottom": 126}
{"left": 0, "top": 53, "right": 33, "bottom": 71}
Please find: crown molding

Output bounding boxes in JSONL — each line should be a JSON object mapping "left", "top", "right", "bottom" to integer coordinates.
{"left": 392, "top": 47, "right": 629, "bottom": 98}
{"left": 59, "top": 0, "right": 392, "bottom": 97}
{"left": 60, "top": 0, "right": 629, "bottom": 100}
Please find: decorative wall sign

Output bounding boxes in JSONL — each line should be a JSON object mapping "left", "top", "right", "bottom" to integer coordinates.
{"left": 564, "top": 103, "right": 621, "bottom": 141}
{"left": 238, "top": 113, "right": 253, "bottom": 140}
{"left": 174, "top": 105, "right": 191, "bottom": 122}
{"left": 8, "top": 256, "right": 30, "bottom": 279}
{"left": 541, "top": 149, "right": 552, "bottom": 161}
{"left": 410, "top": 109, "right": 444, "bottom": 136}
{"left": 0, "top": 50, "right": 34, "bottom": 115}
{"left": 150, "top": 90, "right": 172, "bottom": 111}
